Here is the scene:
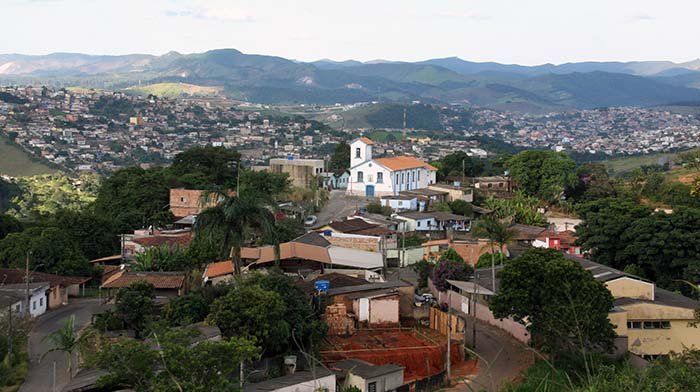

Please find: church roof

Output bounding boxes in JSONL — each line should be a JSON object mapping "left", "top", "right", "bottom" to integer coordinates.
{"left": 375, "top": 156, "right": 437, "bottom": 171}
{"left": 357, "top": 137, "right": 374, "bottom": 145}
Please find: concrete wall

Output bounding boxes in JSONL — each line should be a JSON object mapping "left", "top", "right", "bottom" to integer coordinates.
{"left": 369, "top": 295, "right": 400, "bottom": 326}
{"left": 605, "top": 278, "right": 654, "bottom": 300}
{"left": 169, "top": 189, "right": 216, "bottom": 217}
{"left": 275, "top": 374, "right": 336, "bottom": 392}
{"left": 28, "top": 290, "right": 48, "bottom": 317}
{"left": 48, "top": 286, "right": 68, "bottom": 309}
{"left": 346, "top": 370, "right": 404, "bottom": 392}
{"left": 387, "top": 247, "right": 425, "bottom": 266}
{"left": 270, "top": 159, "right": 324, "bottom": 188}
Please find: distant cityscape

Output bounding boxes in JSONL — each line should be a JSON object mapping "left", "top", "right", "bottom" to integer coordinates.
{"left": 1, "top": 85, "right": 699, "bottom": 174}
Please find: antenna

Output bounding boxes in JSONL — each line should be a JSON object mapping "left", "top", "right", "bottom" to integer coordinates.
{"left": 403, "top": 108, "right": 407, "bottom": 129}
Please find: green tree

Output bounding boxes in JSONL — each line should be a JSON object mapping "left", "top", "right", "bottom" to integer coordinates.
{"left": 261, "top": 218, "right": 305, "bottom": 244}
{"left": 195, "top": 190, "right": 278, "bottom": 275}
{"left": 575, "top": 198, "right": 653, "bottom": 270}
{"left": 411, "top": 259, "right": 435, "bottom": 289}
{"left": 506, "top": 150, "right": 578, "bottom": 202}
{"left": 474, "top": 252, "right": 507, "bottom": 269}
{"left": 163, "top": 291, "right": 211, "bottom": 327}
{"left": 484, "top": 191, "right": 547, "bottom": 226}
{"left": 207, "top": 284, "right": 290, "bottom": 354}
{"left": 239, "top": 170, "right": 291, "bottom": 199}
{"left": 490, "top": 249, "right": 616, "bottom": 356}
{"left": 115, "top": 282, "right": 155, "bottom": 337}
{"left": 132, "top": 245, "right": 192, "bottom": 272}
{"left": 169, "top": 146, "right": 241, "bottom": 188}
{"left": 437, "top": 151, "right": 484, "bottom": 181}
{"left": 0, "top": 227, "right": 91, "bottom": 276}
{"left": 472, "top": 216, "right": 516, "bottom": 292}
{"left": 0, "top": 215, "right": 22, "bottom": 240}
{"left": 42, "top": 315, "right": 92, "bottom": 379}
{"left": 329, "top": 141, "right": 351, "bottom": 171}
{"left": 449, "top": 199, "right": 473, "bottom": 217}
{"left": 366, "top": 202, "right": 393, "bottom": 216}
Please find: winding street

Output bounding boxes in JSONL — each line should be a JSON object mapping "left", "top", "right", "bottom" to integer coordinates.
{"left": 20, "top": 298, "right": 103, "bottom": 392}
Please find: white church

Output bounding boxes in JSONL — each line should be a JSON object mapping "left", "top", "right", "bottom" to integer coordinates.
{"left": 346, "top": 137, "right": 437, "bottom": 197}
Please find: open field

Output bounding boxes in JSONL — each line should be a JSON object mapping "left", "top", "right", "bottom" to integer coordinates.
{"left": 125, "top": 82, "right": 223, "bottom": 98}
{"left": 602, "top": 152, "right": 676, "bottom": 175}
{"left": 0, "top": 139, "right": 56, "bottom": 177}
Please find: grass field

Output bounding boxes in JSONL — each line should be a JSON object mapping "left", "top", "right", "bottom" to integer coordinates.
{"left": 0, "top": 139, "right": 56, "bottom": 177}
{"left": 125, "top": 82, "right": 223, "bottom": 98}
{"left": 602, "top": 152, "right": 675, "bottom": 175}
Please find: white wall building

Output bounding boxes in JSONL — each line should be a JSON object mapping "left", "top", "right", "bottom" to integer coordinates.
{"left": 347, "top": 137, "right": 437, "bottom": 197}
{"left": 0, "top": 282, "right": 50, "bottom": 318}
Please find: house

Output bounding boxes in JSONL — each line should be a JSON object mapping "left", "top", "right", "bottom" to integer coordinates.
{"left": 269, "top": 157, "right": 325, "bottom": 188}
{"left": 380, "top": 195, "right": 417, "bottom": 212}
{"left": 444, "top": 253, "right": 700, "bottom": 358}
{"left": 422, "top": 238, "right": 500, "bottom": 266}
{"left": 334, "top": 359, "right": 404, "bottom": 392}
{"left": 325, "top": 281, "right": 415, "bottom": 321}
{"left": 347, "top": 137, "right": 437, "bottom": 197}
{"left": 532, "top": 230, "right": 582, "bottom": 257}
{"left": 0, "top": 282, "right": 51, "bottom": 317}
{"left": 202, "top": 260, "right": 235, "bottom": 285}
{"left": 399, "top": 188, "right": 449, "bottom": 209}
{"left": 122, "top": 229, "right": 192, "bottom": 259}
{"left": 469, "top": 176, "right": 512, "bottom": 193}
{"left": 395, "top": 211, "right": 471, "bottom": 232}
{"left": 509, "top": 224, "right": 548, "bottom": 245}
{"left": 0, "top": 268, "right": 90, "bottom": 309}
{"left": 428, "top": 183, "right": 474, "bottom": 203}
{"left": 329, "top": 169, "right": 351, "bottom": 190}
{"left": 244, "top": 232, "right": 384, "bottom": 274}
{"left": 0, "top": 292, "right": 23, "bottom": 317}
{"left": 100, "top": 271, "right": 187, "bottom": 298}
{"left": 244, "top": 368, "right": 336, "bottom": 392}
{"left": 169, "top": 188, "right": 220, "bottom": 218}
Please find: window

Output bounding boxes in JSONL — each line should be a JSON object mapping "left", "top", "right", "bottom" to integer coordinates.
{"left": 32, "top": 301, "right": 36, "bottom": 310}
{"left": 180, "top": 197, "right": 186, "bottom": 203}
{"left": 377, "top": 172, "right": 383, "bottom": 183}
{"left": 627, "top": 321, "right": 642, "bottom": 329}
{"left": 643, "top": 321, "right": 671, "bottom": 329}
{"left": 417, "top": 170, "right": 420, "bottom": 181}
{"left": 396, "top": 174, "right": 399, "bottom": 184}
{"left": 368, "top": 382, "right": 377, "bottom": 392}
{"left": 417, "top": 220, "right": 422, "bottom": 228}
{"left": 412, "top": 171, "right": 415, "bottom": 182}
{"left": 357, "top": 171, "right": 364, "bottom": 183}
{"left": 355, "top": 148, "right": 361, "bottom": 158}
{"left": 401, "top": 172, "right": 405, "bottom": 183}
{"left": 39, "top": 298, "right": 43, "bottom": 307}
{"left": 15, "top": 304, "right": 20, "bottom": 312}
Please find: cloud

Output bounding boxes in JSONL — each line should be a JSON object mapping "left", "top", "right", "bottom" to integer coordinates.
{"left": 165, "top": 4, "right": 254, "bottom": 22}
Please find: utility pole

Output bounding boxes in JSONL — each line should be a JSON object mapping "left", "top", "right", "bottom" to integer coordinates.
{"left": 237, "top": 159, "right": 241, "bottom": 194}
{"left": 462, "top": 159, "right": 466, "bottom": 188}
{"left": 6, "top": 304, "right": 11, "bottom": 357}
{"left": 25, "top": 251, "right": 30, "bottom": 316}
{"left": 447, "top": 287, "right": 452, "bottom": 381}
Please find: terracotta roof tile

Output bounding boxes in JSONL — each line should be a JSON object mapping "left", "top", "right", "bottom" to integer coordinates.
{"left": 358, "top": 137, "right": 374, "bottom": 145}
{"left": 132, "top": 234, "right": 192, "bottom": 248}
{"left": 203, "top": 260, "right": 234, "bottom": 279}
{"left": 0, "top": 268, "right": 90, "bottom": 287}
{"left": 374, "top": 156, "right": 437, "bottom": 171}
{"left": 101, "top": 272, "right": 186, "bottom": 289}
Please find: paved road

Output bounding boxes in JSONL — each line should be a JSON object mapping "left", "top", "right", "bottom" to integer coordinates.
{"left": 452, "top": 320, "right": 535, "bottom": 391}
{"left": 20, "top": 298, "right": 103, "bottom": 392}
{"left": 313, "top": 190, "right": 370, "bottom": 228}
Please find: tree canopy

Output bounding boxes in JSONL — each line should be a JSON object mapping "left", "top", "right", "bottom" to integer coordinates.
{"left": 506, "top": 150, "right": 578, "bottom": 202}
{"left": 437, "top": 151, "right": 484, "bottom": 181}
{"left": 329, "top": 141, "right": 350, "bottom": 171}
{"left": 169, "top": 146, "right": 241, "bottom": 189}
{"left": 490, "top": 248, "right": 616, "bottom": 355}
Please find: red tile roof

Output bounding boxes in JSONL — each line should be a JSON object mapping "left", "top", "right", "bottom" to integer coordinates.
{"left": 358, "top": 137, "right": 374, "bottom": 145}
{"left": 375, "top": 156, "right": 437, "bottom": 171}
{"left": 101, "top": 272, "right": 186, "bottom": 289}
{"left": 0, "top": 268, "right": 90, "bottom": 287}
{"left": 203, "top": 260, "right": 234, "bottom": 279}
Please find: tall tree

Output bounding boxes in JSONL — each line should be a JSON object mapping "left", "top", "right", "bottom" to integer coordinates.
{"left": 169, "top": 146, "right": 241, "bottom": 188}
{"left": 506, "top": 150, "right": 578, "bottom": 202}
{"left": 194, "top": 190, "right": 278, "bottom": 275}
{"left": 472, "top": 216, "right": 517, "bottom": 292}
{"left": 432, "top": 249, "right": 473, "bottom": 292}
{"left": 490, "top": 249, "right": 616, "bottom": 356}
{"left": 437, "top": 151, "right": 484, "bottom": 182}
{"left": 329, "top": 142, "right": 351, "bottom": 171}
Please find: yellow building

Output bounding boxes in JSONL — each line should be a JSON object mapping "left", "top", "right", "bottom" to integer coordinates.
{"left": 579, "top": 258, "right": 699, "bottom": 358}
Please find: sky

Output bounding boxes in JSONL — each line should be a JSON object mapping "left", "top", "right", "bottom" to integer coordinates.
{"left": 2, "top": 0, "right": 699, "bottom": 65}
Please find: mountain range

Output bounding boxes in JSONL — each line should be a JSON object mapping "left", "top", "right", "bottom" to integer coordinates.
{"left": 3, "top": 49, "right": 700, "bottom": 112}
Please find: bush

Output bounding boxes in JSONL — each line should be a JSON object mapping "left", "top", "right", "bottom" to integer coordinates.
{"left": 366, "top": 202, "right": 393, "bottom": 216}
{"left": 475, "top": 252, "right": 507, "bottom": 269}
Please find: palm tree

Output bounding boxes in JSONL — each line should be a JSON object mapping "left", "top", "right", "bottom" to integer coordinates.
{"left": 472, "top": 216, "right": 517, "bottom": 292}
{"left": 195, "top": 189, "right": 279, "bottom": 275}
{"left": 42, "top": 315, "right": 92, "bottom": 379}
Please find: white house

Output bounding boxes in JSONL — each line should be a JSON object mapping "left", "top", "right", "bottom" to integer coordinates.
{"left": 347, "top": 137, "right": 437, "bottom": 197}
{"left": 244, "top": 369, "right": 336, "bottom": 392}
{"left": 0, "top": 282, "right": 50, "bottom": 318}
{"left": 395, "top": 211, "right": 471, "bottom": 232}
{"left": 335, "top": 359, "right": 404, "bottom": 392}
{"left": 380, "top": 195, "right": 418, "bottom": 212}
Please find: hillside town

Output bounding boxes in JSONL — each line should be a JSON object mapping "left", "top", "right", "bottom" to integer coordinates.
{"left": 2, "top": 134, "right": 699, "bottom": 392}
{"left": 3, "top": 86, "right": 700, "bottom": 176}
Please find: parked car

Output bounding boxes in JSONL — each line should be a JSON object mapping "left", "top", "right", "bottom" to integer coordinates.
{"left": 304, "top": 215, "right": 318, "bottom": 226}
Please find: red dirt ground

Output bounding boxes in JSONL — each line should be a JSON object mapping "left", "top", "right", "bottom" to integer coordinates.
{"left": 321, "top": 328, "right": 468, "bottom": 383}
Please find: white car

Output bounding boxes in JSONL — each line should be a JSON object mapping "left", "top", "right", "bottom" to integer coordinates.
{"left": 304, "top": 215, "right": 318, "bottom": 226}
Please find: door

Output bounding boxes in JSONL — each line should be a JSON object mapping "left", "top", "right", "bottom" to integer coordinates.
{"left": 365, "top": 185, "right": 375, "bottom": 197}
